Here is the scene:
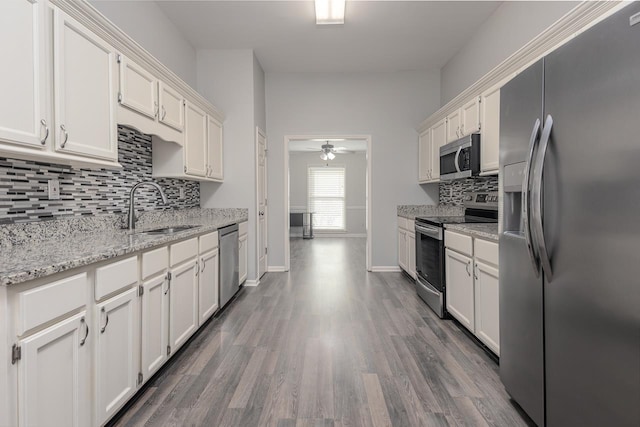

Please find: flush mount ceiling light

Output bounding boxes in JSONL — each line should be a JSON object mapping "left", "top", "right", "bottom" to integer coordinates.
{"left": 315, "top": 0, "right": 346, "bottom": 25}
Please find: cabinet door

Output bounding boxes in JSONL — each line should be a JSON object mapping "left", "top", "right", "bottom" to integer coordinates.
{"left": 418, "top": 129, "right": 430, "bottom": 182}
{"left": 461, "top": 96, "right": 481, "bottom": 136}
{"left": 407, "top": 232, "right": 416, "bottom": 279}
{"left": 430, "top": 118, "right": 446, "bottom": 181}
{"left": 446, "top": 110, "right": 461, "bottom": 142}
{"left": 0, "top": 0, "right": 49, "bottom": 148}
{"left": 118, "top": 55, "right": 157, "bottom": 119}
{"left": 239, "top": 234, "right": 248, "bottom": 284}
{"left": 184, "top": 101, "right": 207, "bottom": 177}
{"left": 169, "top": 259, "right": 199, "bottom": 352}
{"left": 474, "top": 261, "right": 500, "bottom": 355}
{"left": 198, "top": 248, "right": 219, "bottom": 324}
{"left": 480, "top": 85, "right": 501, "bottom": 174}
{"left": 141, "top": 273, "right": 169, "bottom": 380}
{"left": 53, "top": 9, "right": 117, "bottom": 161}
{"left": 159, "top": 81, "right": 184, "bottom": 131}
{"left": 95, "top": 287, "right": 139, "bottom": 425}
{"left": 398, "top": 229, "right": 407, "bottom": 271}
{"left": 445, "top": 249, "right": 474, "bottom": 330}
{"left": 207, "top": 115, "right": 224, "bottom": 180}
{"left": 18, "top": 312, "right": 90, "bottom": 427}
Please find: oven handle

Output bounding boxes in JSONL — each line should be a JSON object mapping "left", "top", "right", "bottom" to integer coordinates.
{"left": 454, "top": 146, "right": 462, "bottom": 173}
{"left": 415, "top": 224, "right": 442, "bottom": 240}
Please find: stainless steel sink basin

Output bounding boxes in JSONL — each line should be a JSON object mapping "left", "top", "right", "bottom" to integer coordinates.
{"left": 135, "top": 225, "right": 199, "bottom": 235}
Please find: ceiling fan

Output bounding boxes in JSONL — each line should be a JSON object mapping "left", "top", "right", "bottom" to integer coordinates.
{"left": 308, "top": 141, "right": 354, "bottom": 160}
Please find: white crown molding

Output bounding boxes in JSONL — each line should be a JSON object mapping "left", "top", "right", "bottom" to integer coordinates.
{"left": 418, "top": 1, "right": 625, "bottom": 132}
{"left": 50, "top": 0, "right": 224, "bottom": 122}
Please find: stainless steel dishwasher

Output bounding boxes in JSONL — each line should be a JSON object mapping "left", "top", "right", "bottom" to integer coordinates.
{"left": 219, "top": 223, "right": 239, "bottom": 308}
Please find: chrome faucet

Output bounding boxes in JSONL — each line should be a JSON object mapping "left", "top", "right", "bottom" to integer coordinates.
{"left": 127, "top": 181, "right": 169, "bottom": 230}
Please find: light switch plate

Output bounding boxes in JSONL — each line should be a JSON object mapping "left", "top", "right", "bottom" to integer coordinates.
{"left": 48, "top": 180, "right": 60, "bottom": 200}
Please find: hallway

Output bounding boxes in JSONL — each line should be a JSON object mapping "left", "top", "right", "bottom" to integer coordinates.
{"left": 113, "top": 238, "right": 530, "bottom": 426}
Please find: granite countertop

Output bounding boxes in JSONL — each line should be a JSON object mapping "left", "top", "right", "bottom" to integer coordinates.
{"left": 0, "top": 208, "right": 247, "bottom": 286}
{"left": 397, "top": 204, "right": 464, "bottom": 219}
{"left": 445, "top": 223, "right": 499, "bottom": 242}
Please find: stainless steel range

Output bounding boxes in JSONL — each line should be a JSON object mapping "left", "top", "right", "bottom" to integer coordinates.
{"left": 414, "top": 192, "right": 498, "bottom": 318}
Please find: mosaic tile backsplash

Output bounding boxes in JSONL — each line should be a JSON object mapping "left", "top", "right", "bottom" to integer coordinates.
{"left": 439, "top": 176, "right": 499, "bottom": 206}
{"left": 0, "top": 126, "right": 199, "bottom": 224}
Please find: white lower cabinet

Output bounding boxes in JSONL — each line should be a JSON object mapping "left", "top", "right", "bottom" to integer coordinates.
{"left": 140, "top": 273, "right": 169, "bottom": 381}
{"left": 445, "top": 248, "right": 475, "bottom": 330}
{"left": 398, "top": 229, "right": 407, "bottom": 271}
{"left": 169, "top": 259, "right": 199, "bottom": 353}
{"left": 397, "top": 217, "right": 416, "bottom": 278}
{"left": 198, "top": 248, "right": 219, "bottom": 324}
{"left": 95, "top": 288, "right": 139, "bottom": 426}
{"left": 239, "top": 233, "right": 248, "bottom": 284}
{"left": 407, "top": 232, "right": 416, "bottom": 280}
{"left": 18, "top": 312, "right": 91, "bottom": 427}
{"left": 474, "top": 261, "right": 500, "bottom": 355}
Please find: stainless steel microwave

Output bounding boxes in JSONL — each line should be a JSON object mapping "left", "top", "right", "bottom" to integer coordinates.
{"left": 439, "top": 133, "right": 481, "bottom": 180}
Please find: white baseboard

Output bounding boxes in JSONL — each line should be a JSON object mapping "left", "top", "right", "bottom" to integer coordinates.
{"left": 311, "top": 233, "right": 367, "bottom": 238}
{"left": 267, "top": 266, "right": 287, "bottom": 272}
{"left": 370, "top": 266, "right": 402, "bottom": 272}
{"left": 244, "top": 279, "right": 260, "bottom": 287}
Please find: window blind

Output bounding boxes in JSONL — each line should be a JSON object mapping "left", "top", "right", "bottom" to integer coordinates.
{"left": 308, "top": 166, "right": 346, "bottom": 231}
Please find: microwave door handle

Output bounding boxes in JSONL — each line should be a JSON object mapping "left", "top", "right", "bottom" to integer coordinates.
{"left": 523, "top": 118, "right": 541, "bottom": 277}
{"left": 454, "top": 146, "right": 462, "bottom": 173}
{"left": 531, "top": 114, "right": 554, "bottom": 281}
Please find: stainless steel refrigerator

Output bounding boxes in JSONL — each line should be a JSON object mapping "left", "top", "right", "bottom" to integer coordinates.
{"left": 499, "top": 4, "right": 640, "bottom": 426}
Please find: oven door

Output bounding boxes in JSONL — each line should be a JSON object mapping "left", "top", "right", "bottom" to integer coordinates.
{"left": 415, "top": 223, "right": 444, "bottom": 292}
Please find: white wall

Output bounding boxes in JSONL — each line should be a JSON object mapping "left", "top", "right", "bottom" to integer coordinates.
{"left": 440, "top": 1, "right": 578, "bottom": 105}
{"left": 90, "top": 1, "right": 197, "bottom": 87}
{"left": 253, "top": 53, "right": 267, "bottom": 132}
{"left": 266, "top": 71, "right": 441, "bottom": 269}
{"left": 197, "top": 49, "right": 264, "bottom": 281}
{"left": 290, "top": 152, "right": 367, "bottom": 236}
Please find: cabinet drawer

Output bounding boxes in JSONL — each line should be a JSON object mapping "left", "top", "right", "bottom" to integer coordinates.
{"left": 142, "top": 246, "right": 168, "bottom": 280}
{"left": 18, "top": 273, "right": 88, "bottom": 335}
{"left": 475, "top": 238, "right": 499, "bottom": 266}
{"left": 170, "top": 237, "right": 198, "bottom": 267}
{"left": 199, "top": 231, "right": 219, "bottom": 254}
{"left": 239, "top": 221, "right": 248, "bottom": 236}
{"left": 398, "top": 216, "right": 408, "bottom": 231}
{"left": 445, "top": 230, "right": 473, "bottom": 256}
{"left": 95, "top": 256, "right": 138, "bottom": 300}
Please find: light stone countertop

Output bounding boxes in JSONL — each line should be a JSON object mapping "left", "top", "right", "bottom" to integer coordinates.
{"left": 444, "top": 223, "right": 499, "bottom": 242}
{"left": 397, "top": 204, "right": 464, "bottom": 220}
{"left": 0, "top": 208, "right": 247, "bottom": 286}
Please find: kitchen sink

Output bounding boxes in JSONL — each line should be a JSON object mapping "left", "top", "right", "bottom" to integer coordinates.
{"left": 134, "top": 225, "right": 199, "bottom": 235}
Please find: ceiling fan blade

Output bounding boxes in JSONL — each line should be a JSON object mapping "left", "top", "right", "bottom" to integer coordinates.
{"left": 333, "top": 149, "right": 356, "bottom": 153}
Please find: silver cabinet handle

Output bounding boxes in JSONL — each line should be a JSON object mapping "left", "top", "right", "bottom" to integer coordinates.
{"left": 201, "top": 257, "right": 206, "bottom": 273}
{"left": 161, "top": 105, "right": 167, "bottom": 120}
{"left": 40, "top": 119, "right": 49, "bottom": 145}
{"left": 523, "top": 118, "right": 542, "bottom": 277}
{"left": 80, "top": 317, "right": 89, "bottom": 346}
{"left": 154, "top": 101, "right": 159, "bottom": 118}
{"left": 466, "top": 261, "right": 471, "bottom": 276}
{"left": 460, "top": 123, "right": 465, "bottom": 135}
{"left": 474, "top": 263, "right": 479, "bottom": 280}
{"left": 454, "top": 146, "right": 462, "bottom": 173}
{"left": 60, "top": 124, "right": 69, "bottom": 148}
{"left": 100, "top": 307, "right": 109, "bottom": 334}
{"left": 531, "top": 114, "right": 554, "bottom": 280}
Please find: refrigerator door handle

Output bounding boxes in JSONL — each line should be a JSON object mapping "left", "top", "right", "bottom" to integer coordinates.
{"left": 454, "top": 146, "right": 462, "bottom": 173}
{"left": 532, "top": 114, "right": 554, "bottom": 280}
{"left": 522, "top": 118, "right": 541, "bottom": 277}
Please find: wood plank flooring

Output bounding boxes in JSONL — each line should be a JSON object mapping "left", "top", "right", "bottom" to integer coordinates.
{"left": 112, "top": 237, "right": 532, "bottom": 427}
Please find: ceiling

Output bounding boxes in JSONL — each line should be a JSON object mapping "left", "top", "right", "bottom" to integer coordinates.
{"left": 289, "top": 139, "right": 368, "bottom": 152}
{"left": 155, "top": 1, "right": 502, "bottom": 73}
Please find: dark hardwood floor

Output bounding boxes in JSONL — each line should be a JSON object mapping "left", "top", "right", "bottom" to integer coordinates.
{"left": 113, "top": 237, "right": 531, "bottom": 427}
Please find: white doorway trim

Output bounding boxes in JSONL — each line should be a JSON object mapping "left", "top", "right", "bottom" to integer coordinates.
{"left": 256, "top": 127, "right": 268, "bottom": 281}
{"left": 284, "top": 134, "right": 372, "bottom": 272}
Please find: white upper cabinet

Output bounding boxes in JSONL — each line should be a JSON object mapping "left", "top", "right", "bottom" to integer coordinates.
{"left": 118, "top": 55, "right": 157, "bottom": 119}
{"left": 158, "top": 82, "right": 184, "bottom": 132}
{"left": 461, "top": 96, "right": 481, "bottom": 136}
{"left": 184, "top": 101, "right": 208, "bottom": 177}
{"left": 0, "top": 0, "right": 49, "bottom": 149}
{"left": 418, "top": 129, "right": 430, "bottom": 183}
{"left": 430, "top": 118, "right": 446, "bottom": 182}
{"left": 446, "top": 109, "right": 461, "bottom": 142}
{"left": 207, "top": 115, "right": 224, "bottom": 181}
{"left": 480, "top": 84, "right": 501, "bottom": 175}
{"left": 53, "top": 8, "right": 117, "bottom": 161}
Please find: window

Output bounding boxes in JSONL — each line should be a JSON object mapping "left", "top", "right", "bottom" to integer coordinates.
{"left": 308, "top": 166, "right": 345, "bottom": 231}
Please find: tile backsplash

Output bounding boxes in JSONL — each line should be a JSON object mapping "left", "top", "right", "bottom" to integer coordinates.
{"left": 439, "top": 176, "right": 499, "bottom": 206}
{"left": 0, "top": 126, "right": 199, "bottom": 224}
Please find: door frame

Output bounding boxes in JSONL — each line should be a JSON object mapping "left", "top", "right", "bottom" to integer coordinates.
{"left": 284, "top": 134, "right": 372, "bottom": 272}
{"left": 256, "top": 127, "right": 268, "bottom": 280}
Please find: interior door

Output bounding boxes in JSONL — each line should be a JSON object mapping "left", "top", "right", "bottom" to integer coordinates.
{"left": 257, "top": 128, "right": 267, "bottom": 278}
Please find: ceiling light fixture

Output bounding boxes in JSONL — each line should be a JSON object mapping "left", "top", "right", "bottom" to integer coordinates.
{"left": 315, "top": 0, "right": 345, "bottom": 25}
{"left": 320, "top": 142, "right": 339, "bottom": 161}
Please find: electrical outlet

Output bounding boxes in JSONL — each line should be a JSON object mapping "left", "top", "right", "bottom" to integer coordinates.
{"left": 179, "top": 188, "right": 185, "bottom": 200}
{"left": 48, "top": 180, "right": 60, "bottom": 200}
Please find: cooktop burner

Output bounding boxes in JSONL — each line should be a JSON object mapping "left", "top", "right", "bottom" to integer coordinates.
{"left": 415, "top": 191, "right": 499, "bottom": 228}
{"left": 415, "top": 216, "right": 497, "bottom": 227}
